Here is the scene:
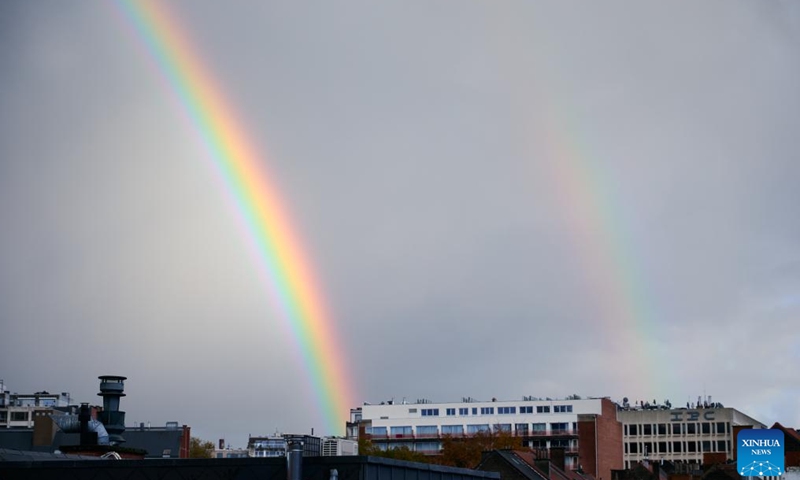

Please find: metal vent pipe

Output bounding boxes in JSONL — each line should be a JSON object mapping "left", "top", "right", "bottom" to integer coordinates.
{"left": 287, "top": 437, "right": 304, "bottom": 480}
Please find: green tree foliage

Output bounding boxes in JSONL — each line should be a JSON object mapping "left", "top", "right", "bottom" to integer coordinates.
{"left": 189, "top": 436, "right": 215, "bottom": 458}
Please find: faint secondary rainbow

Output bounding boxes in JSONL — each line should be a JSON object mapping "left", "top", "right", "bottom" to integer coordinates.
{"left": 482, "top": 8, "right": 673, "bottom": 399}
{"left": 113, "top": 0, "right": 355, "bottom": 434}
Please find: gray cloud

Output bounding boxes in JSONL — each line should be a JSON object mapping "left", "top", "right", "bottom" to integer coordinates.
{"left": 1, "top": 0, "right": 799, "bottom": 445}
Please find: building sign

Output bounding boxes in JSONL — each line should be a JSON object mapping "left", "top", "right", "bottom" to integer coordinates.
{"left": 669, "top": 410, "right": 715, "bottom": 422}
{"left": 737, "top": 429, "right": 784, "bottom": 477}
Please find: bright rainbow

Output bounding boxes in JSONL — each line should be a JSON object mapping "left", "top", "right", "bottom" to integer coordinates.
{"left": 113, "top": 0, "right": 355, "bottom": 434}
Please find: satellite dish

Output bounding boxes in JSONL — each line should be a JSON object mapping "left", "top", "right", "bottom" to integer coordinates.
{"left": 623, "top": 397, "right": 629, "bottom": 403}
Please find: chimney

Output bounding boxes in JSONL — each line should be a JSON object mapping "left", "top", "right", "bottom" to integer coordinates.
{"left": 550, "top": 447, "right": 566, "bottom": 472}
{"left": 97, "top": 375, "right": 127, "bottom": 444}
{"left": 287, "top": 437, "right": 304, "bottom": 480}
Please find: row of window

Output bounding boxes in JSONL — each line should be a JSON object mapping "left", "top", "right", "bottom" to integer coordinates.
{"left": 414, "top": 405, "right": 573, "bottom": 417}
{"left": 0, "top": 411, "right": 29, "bottom": 422}
{"left": 626, "top": 422, "right": 729, "bottom": 436}
{"left": 625, "top": 440, "right": 730, "bottom": 455}
{"left": 367, "top": 422, "right": 577, "bottom": 436}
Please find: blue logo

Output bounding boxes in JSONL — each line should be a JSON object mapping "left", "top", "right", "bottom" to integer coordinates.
{"left": 737, "top": 429, "right": 784, "bottom": 477}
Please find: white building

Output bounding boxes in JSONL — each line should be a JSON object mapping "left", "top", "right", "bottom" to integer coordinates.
{"left": 350, "top": 396, "right": 611, "bottom": 469}
{"left": 617, "top": 403, "right": 766, "bottom": 468}
{"left": 0, "top": 382, "right": 72, "bottom": 429}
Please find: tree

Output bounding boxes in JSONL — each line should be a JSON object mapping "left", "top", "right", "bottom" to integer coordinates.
{"left": 439, "top": 426, "right": 523, "bottom": 468}
{"left": 189, "top": 436, "right": 215, "bottom": 458}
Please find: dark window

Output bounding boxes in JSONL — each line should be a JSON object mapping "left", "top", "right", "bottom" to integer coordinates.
{"left": 658, "top": 442, "right": 667, "bottom": 453}
{"left": 717, "top": 440, "right": 726, "bottom": 452}
{"left": 520, "top": 406, "right": 533, "bottom": 414}
{"left": 687, "top": 423, "right": 696, "bottom": 434}
{"left": 532, "top": 423, "right": 546, "bottom": 433}
{"left": 629, "top": 442, "right": 638, "bottom": 454}
{"left": 716, "top": 422, "right": 725, "bottom": 434}
{"left": 480, "top": 407, "right": 494, "bottom": 415}
{"left": 537, "top": 406, "right": 550, "bottom": 413}
{"left": 515, "top": 424, "right": 529, "bottom": 435}
{"left": 10, "top": 412, "right": 27, "bottom": 422}
{"left": 551, "top": 422, "right": 568, "bottom": 433}
{"left": 498, "top": 407, "right": 516, "bottom": 414}
{"left": 446, "top": 408, "right": 456, "bottom": 416}
{"left": 702, "top": 441, "right": 711, "bottom": 452}
{"left": 672, "top": 441, "right": 682, "bottom": 453}
{"left": 687, "top": 442, "right": 697, "bottom": 453}
{"left": 657, "top": 424, "right": 667, "bottom": 435}
{"left": 701, "top": 422, "right": 710, "bottom": 434}
{"left": 459, "top": 408, "right": 469, "bottom": 415}
{"left": 629, "top": 425, "right": 638, "bottom": 436}
{"left": 672, "top": 424, "right": 682, "bottom": 434}
{"left": 643, "top": 424, "right": 652, "bottom": 435}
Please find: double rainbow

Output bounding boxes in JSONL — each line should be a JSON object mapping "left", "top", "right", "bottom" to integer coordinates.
{"left": 114, "top": 0, "right": 355, "bottom": 434}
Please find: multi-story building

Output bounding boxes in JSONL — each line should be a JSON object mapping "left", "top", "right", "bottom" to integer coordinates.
{"left": 617, "top": 400, "right": 766, "bottom": 468}
{"left": 248, "top": 434, "right": 322, "bottom": 458}
{"left": 350, "top": 396, "right": 622, "bottom": 477}
{"left": 0, "top": 382, "right": 72, "bottom": 429}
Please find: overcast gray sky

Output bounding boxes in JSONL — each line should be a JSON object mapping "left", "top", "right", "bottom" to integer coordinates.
{"left": 1, "top": 0, "right": 799, "bottom": 447}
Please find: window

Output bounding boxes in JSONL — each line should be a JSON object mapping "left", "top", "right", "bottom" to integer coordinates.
{"left": 408, "top": 408, "right": 417, "bottom": 413}
{"left": 459, "top": 408, "right": 469, "bottom": 415}
{"left": 495, "top": 424, "right": 512, "bottom": 433}
{"left": 442, "top": 425, "right": 464, "bottom": 435}
{"left": 716, "top": 440, "right": 726, "bottom": 452}
{"left": 672, "top": 424, "right": 682, "bottom": 435}
{"left": 498, "top": 407, "right": 516, "bottom": 414}
{"left": 472, "top": 408, "right": 478, "bottom": 415}
{"left": 416, "top": 425, "right": 438, "bottom": 436}
{"left": 657, "top": 424, "right": 666, "bottom": 435}
{"left": 551, "top": 439, "right": 569, "bottom": 448}
{"left": 716, "top": 422, "right": 726, "bottom": 434}
{"left": 537, "top": 406, "right": 550, "bottom": 413}
{"left": 446, "top": 408, "right": 456, "bottom": 416}
{"left": 628, "top": 442, "right": 638, "bottom": 454}
{"left": 368, "top": 427, "right": 387, "bottom": 436}
{"left": 416, "top": 441, "right": 441, "bottom": 453}
{"left": 520, "top": 406, "right": 533, "bottom": 414}
{"left": 467, "top": 424, "right": 490, "bottom": 434}
{"left": 554, "top": 405, "right": 573, "bottom": 413}
{"left": 701, "top": 422, "right": 710, "bottom": 434}
{"left": 421, "top": 408, "right": 439, "bottom": 416}
{"left": 529, "top": 439, "right": 546, "bottom": 448}
{"left": 702, "top": 441, "right": 711, "bottom": 452}
{"left": 515, "top": 423, "right": 529, "bottom": 435}
{"left": 10, "top": 412, "right": 27, "bottom": 422}
{"left": 672, "top": 441, "right": 682, "bottom": 453}
{"left": 643, "top": 424, "right": 652, "bottom": 436}
{"left": 687, "top": 441, "right": 697, "bottom": 453}
{"left": 532, "top": 423, "right": 546, "bottom": 433}
{"left": 658, "top": 442, "right": 667, "bottom": 453}
{"left": 687, "top": 423, "right": 696, "bottom": 434}
{"left": 480, "top": 407, "right": 494, "bottom": 415}
{"left": 391, "top": 426, "right": 412, "bottom": 436}
{"left": 550, "top": 422, "right": 568, "bottom": 433}
{"left": 629, "top": 424, "right": 638, "bottom": 436}
{"left": 0, "top": 411, "right": 6, "bottom": 421}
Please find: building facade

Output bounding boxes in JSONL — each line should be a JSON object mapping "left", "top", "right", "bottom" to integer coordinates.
{"left": 351, "top": 396, "right": 621, "bottom": 471}
{"left": 0, "top": 384, "right": 72, "bottom": 429}
{"left": 617, "top": 405, "right": 766, "bottom": 468}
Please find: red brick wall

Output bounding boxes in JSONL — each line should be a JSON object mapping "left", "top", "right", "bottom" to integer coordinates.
{"left": 578, "top": 399, "right": 623, "bottom": 480}
{"left": 578, "top": 416, "right": 598, "bottom": 477}
{"left": 596, "top": 398, "right": 623, "bottom": 480}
